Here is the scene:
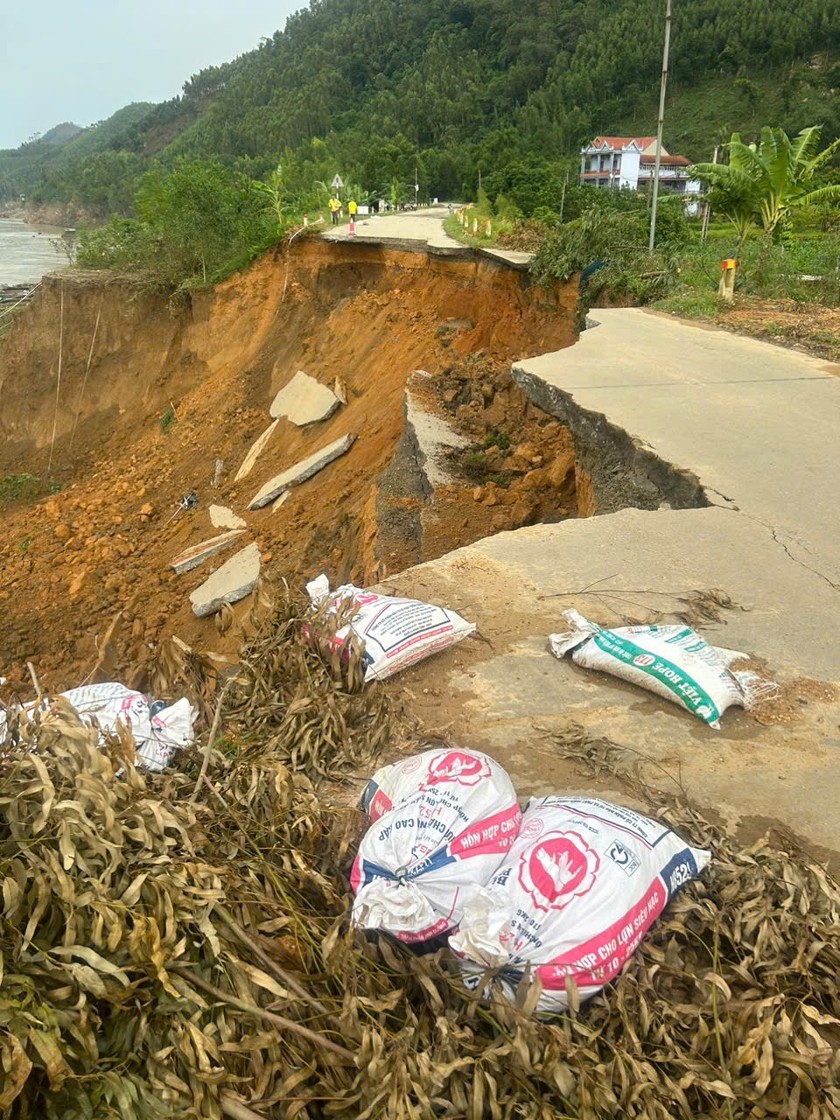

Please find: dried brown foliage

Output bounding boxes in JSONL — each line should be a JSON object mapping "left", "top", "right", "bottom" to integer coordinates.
{"left": 0, "top": 591, "right": 838, "bottom": 1118}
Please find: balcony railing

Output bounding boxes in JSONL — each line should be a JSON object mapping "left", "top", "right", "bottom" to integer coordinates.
{"left": 637, "top": 166, "right": 690, "bottom": 179}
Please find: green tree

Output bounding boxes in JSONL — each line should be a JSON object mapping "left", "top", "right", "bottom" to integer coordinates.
{"left": 135, "top": 159, "right": 272, "bottom": 282}
{"left": 694, "top": 126, "right": 840, "bottom": 247}
{"left": 253, "top": 163, "right": 290, "bottom": 233}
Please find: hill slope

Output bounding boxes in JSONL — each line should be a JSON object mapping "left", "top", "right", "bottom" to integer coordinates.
{"left": 2, "top": 0, "right": 838, "bottom": 213}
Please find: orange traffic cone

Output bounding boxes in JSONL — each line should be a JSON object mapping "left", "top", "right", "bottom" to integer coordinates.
{"left": 348, "top": 217, "right": 356, "bottom": 237}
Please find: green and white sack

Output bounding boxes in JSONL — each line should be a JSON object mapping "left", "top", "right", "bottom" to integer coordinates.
{"left": 549, "top": 609, "right": 773, "bottom": 728}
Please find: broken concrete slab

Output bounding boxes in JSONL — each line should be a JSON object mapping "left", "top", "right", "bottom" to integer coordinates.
{"left": 247, "top": 434, "right": 355, "bottom": 510}
{"left": 479, "top": 247, "right": 533, "bottom": 270}
{"left": 170, "top": 529, "right": 245, "bottom": 575}
{"left": 235, "top": 420, "right": 279, "bottom": 482}
{"left": 512, "top": 308, "right": 840, "bottom": 584}
{"left": 381, "top": 506, "right": 840, "bottom": 863}
{"left": 209, "top": 505, "right": 246, "bottom": 530}
{"left": 189, "top": 542, "right": 261, "bottom": 617}
{"left": 269, "top": 370, "right": 341, "bottom": 425}
{"left": 404, "top": 370, "right": 469, "bottom": 488}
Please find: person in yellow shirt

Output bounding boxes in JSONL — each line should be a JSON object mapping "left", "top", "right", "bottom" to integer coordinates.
{"left": 328, "top": 196, "right": 341, "bottom": 225}
{"left": 348, "top": 198, "right": 357, "bottom": 221}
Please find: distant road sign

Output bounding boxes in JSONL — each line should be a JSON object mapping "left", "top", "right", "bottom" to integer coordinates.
{"left": 331, "top": 174, "right": 344, "bottom": 189}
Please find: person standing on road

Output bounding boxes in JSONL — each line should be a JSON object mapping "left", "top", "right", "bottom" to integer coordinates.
{"left": 348, "top": 198, "right": 357, "bottom": 222}
{"left": 328, "top": 196, "right": 341, "bottom": 225}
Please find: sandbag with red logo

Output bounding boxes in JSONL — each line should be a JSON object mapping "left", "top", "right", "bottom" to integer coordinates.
{"left": 351, "top": 748, "right": 522, "bottom": 943}
{"left": 359, "top": 747, "right": 504, "bottom": 822}
{"left": 306, "top": 574, "right": 475, "bottom": 682}
{"left": 0, "top": 682, "right": 194, "bottom": 772}
{"left": 549, "top": 609, "right": 774, "bottom": 728}
{"left": 450, "top": 796, "right": 710, "bottom": 1015}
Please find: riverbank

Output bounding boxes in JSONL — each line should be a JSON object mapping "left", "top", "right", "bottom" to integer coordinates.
{"left": 0, "top": 199, "right": 101, "bottom": 229}
{"left": 0, "top": 217, "right": 67, "bottom": 285}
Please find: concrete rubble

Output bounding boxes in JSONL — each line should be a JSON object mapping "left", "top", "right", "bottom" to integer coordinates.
{"left": 269, "top": 370, "right": 341, "bottom": 425}
{"left": 209, "top": 505, "right": 246, "bottom": 530}
{"left": 189, "top": 542, "right": 261, "bottom": 617}
{"left": 247, "top": 434, "right": 355, "bottom": 510}
{"left": 235, "top": 420, "right": 279, "bottom": 482}
{"left": 404, "top": 369, "right": 470, "bottom": 488}
{"left": 170, "top": 529, "right": 245, "bottom": 575}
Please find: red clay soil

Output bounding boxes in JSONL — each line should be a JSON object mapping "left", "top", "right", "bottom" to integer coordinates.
{"left": 0, "top": 239, "right": 579, "bottom": 695}
{"left": 715, "top": 299, "right": 840, "bottom": 365}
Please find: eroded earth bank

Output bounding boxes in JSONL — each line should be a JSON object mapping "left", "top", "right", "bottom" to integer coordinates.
{"left": 0, "top": 241, "right": 594, "bottom": 691}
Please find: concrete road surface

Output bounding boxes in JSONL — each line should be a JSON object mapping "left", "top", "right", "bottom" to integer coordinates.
{"left": 379, "top": 302, "right": 840, "bottom": 865}
{"left": 321, "top": 205, "right": 465, "bottom": 253}
{"left": 515, "top": 309, "right": 839, "bottom": 589}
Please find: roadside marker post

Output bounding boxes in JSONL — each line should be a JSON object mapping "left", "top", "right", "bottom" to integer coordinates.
{"left": 348, "top": 218, "right": 356, "bottom": 237}
{"left": 718, "top": 258, "right": 737, "bottom": 302}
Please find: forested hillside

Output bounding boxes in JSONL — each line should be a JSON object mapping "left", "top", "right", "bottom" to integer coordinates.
{"left": 2, "top": 0, "right": 838, "bottom": 213}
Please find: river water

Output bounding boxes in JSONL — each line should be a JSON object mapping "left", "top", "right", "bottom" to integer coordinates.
{"left": 0, "top": 218, "right": 67, "bottom": 285}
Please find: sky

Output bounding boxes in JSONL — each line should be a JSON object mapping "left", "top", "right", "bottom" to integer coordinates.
{"left": 0, "top": 0, "right": 302, "bottom": 149}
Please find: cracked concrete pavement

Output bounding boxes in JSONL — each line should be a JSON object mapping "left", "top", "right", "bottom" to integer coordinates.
{"left": 379, "top": 305, "right": 840, "bottom": 865}
{"left": 321, "top": 205, "right": 468, "bottom": 255}
{"left": 513, "top": 309, "right": 839, "bottom": 589}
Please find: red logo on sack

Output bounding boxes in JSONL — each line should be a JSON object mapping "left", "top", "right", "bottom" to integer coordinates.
{"left": 633, "top": 654, "right": 655, "bottom": 667}
{"left": 423, "top": 750, "right": 489, "bottom": 788}
{"left": 519, "top": 830, "right": 599, "bottom": 912}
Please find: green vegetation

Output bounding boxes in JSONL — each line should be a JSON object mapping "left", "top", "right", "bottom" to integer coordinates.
{"left": 483, "top": 430, "right": 511, "bottom": 452}
{"left": 76, "top": 160, "right": 277, "bottom": 292}
{"left": 531, "top": 193, "right": 692, "bottom": 300}
{"left": 2, "top": 0, "right": 838, "bottom": 217}
{"left": 158, "top": 406, "right": 177, "bottom": 434}
{"left": 693, "top": 126, "right": 840, "bottom": 249}
{"left": 0, "top": 0, "right": 836, "bottom": 302}
{"left": 661, "top": 233, "right": 840, "bottom": 304}
{"left": 0, "top": 474, "right": 60, "bottom": 504}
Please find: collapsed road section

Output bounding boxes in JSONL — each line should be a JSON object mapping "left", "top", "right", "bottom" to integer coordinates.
{"left": 0, "top": 236, "right": 593, "bottom": 691}
{"left": 380, "top": 306, "right": 840, "bottom": 864}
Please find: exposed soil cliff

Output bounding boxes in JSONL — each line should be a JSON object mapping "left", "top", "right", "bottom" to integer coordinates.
{"left": 0, "top": 240, "right": 581, "bottom": 691}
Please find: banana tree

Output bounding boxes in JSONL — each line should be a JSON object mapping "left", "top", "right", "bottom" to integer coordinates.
{"left": 254, "top": 163, "right": 288, "bottom": 234}
{"left": 693, "top": 126, "right": 840, "bottom": 247}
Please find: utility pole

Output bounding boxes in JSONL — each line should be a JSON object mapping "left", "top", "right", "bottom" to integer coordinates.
{"left": 648, "top": 0, "right": 672, "bottom": 252}
{"left": 414, "top": 166, "right": 419, "bottom": 209}
{"left": 700, "top": 144, "right": 719, "bottom": 242}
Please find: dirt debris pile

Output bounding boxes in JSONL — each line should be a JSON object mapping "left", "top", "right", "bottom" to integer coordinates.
{"left": 0, "top": 241, "right": 581, "bottom": 691}
{"left": 375, "top": 354, "right": 588, "bottom": 572}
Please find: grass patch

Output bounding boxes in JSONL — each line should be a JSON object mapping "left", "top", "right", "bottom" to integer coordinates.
{"left": 482, "top": 429, "right": 511, "bottom": 451}
{"left": 458, "top": 447, "right": 513, "bottom": 488}
{"left": 443, "top": 213, "right": 494, "bottom": 247}
{"left": 444, "top": 209, "right": 520, "bottom": 249}
{"left": 460, "top": 450, "right": 492, "bottom": 480}
{"left": 809, "top": 329, "right": 839, "bottom": 346}
{"left": 159, "top": 405, "right": 177, "bottom": 434}
{"left": 488, "top": 471, "right": 513, "bottom": 488}
{"left": 652, "top": 291, "right": 723, "bottom": 318}
{"left": 0, "top": 473, "right": 60, "bottom": 504}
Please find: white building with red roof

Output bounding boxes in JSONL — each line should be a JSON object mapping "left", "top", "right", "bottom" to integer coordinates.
{"left": 579, "top": 136, "right": 701, "bottom": 197}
